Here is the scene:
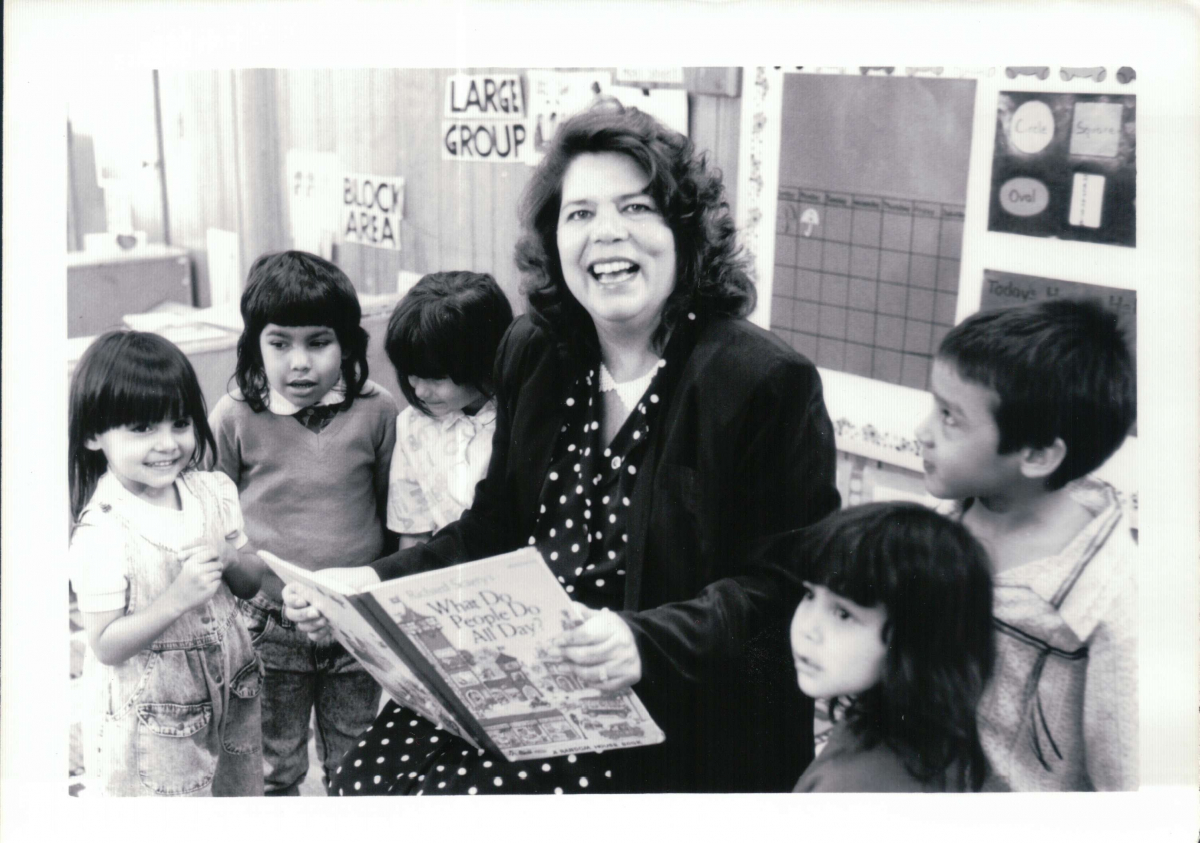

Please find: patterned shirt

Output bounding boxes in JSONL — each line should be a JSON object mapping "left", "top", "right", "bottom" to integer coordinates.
{"left": 527, "top": 360, "right": 669, "bottom": 610}
{"left": 387, "top": 400, "right": 498, "bottom": 535}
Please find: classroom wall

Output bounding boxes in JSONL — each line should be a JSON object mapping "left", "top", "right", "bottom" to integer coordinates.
{"left": 150, "top": 68, "right": 742, "bottom": 309}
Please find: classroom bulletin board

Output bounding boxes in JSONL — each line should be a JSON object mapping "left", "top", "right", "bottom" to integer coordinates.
{"left": 737, "top": 66, "right": 1138, "bottom": 512}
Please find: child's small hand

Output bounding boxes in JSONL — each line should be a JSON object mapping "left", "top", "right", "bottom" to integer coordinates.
{"left": 282, "top": 583, "right": 334, "bottom": 645}
{"left": 168, "top": 547, "right": 225, "bottom": 614}
{"left": 182, "top": 538, "right": 239, "bottom": 571}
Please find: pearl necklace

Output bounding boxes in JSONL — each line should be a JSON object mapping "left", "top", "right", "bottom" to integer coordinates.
{"left": 599, "top": 359, "right": 664, "bottom": 409}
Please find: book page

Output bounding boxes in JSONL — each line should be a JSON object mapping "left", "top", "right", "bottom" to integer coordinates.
{"left": 363, "top": 548, "right": 665, "bottom": 761}
{"left": 258, "top": 552, "right": 477, "bottom": 747}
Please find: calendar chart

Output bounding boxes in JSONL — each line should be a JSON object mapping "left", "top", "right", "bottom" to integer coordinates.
{"left": 768, "top": 73, "right": 976, "bottom": 391}
{"left": 772, "top": 189, "right": 963, "bottom": 391}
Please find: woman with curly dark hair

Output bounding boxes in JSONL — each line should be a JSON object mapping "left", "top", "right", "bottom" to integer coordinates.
{"left": 286, "top": 103, "right": 840, "bottom": 794}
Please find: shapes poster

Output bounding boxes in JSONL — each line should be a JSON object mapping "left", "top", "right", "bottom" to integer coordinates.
{"left": 989, "top": 92, "right": 1136, "bottom": 247}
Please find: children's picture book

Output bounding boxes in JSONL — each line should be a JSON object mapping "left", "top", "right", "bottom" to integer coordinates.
{"left": 259, "top": 548, "right": 665, "bottom": 762}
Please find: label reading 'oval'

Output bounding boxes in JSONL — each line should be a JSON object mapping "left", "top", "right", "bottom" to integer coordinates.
{"left": 998, "top": 177, "right": 1050, "bottom": 217}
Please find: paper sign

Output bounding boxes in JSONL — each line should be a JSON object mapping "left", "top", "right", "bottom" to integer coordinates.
{"left": 979, "top": 270, "right": 1136, "bottom": 400}
{"left": 1068, "top": 172, "right": 1105, "bottom": 228}
{"left": 615, "top": 68, "right": 685, "bottom": 85}
{"left": 1070, "top": 102, "right": 1123, "bottom": 158}
{"left": 998, "top": 176, "right": 1050, "bottom": 216}
{"left": 441, "top": 121, "right": 528, "bottom": 162}
{"left": 609, "top": 85, "right": 689, "bottom": 137}
{"left": 525, "top": 70, "right": 613, "bottom": 163}
{"left": 285, "top": 150, "right": 340, "bottom": 256}
{"left": 444, "top": 74, "right": 526, "bottom": 119}
{"left": 341, "top": 173, "right": 404, "bottom": 251}
{"left": 1009, "top": 99, "right": 1054, "bottom": 154}
{"left": 442, "top": 74, "right": 528, "bottom": 164}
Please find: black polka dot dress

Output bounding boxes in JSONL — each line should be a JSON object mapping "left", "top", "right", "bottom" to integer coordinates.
{"left": 528, "top": 360, "right": 666, "bottom": 609}
{"left": 330, "top": 711, "right": 618, "bottom": 795}
{"left": 328, "top": 357, "right": 670, "bottom": 796}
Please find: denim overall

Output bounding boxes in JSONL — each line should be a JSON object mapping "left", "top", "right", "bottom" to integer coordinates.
{"left": 80, "top": 472, "right": 264, "bottom": 796}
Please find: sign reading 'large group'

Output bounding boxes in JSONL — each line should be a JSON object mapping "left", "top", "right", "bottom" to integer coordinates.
{"left": 442, "top": 74, "right": 527, "bottom": 162}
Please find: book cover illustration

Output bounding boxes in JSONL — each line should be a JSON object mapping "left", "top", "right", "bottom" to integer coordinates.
{"left": 366, "top": 549, "right": 665, "bottom": 760}
{"left": 259, "top": 553, "right": 477, "bottom": 748}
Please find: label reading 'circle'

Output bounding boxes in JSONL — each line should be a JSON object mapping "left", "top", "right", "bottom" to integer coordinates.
{"left": 1010, "top": 100, "right": 1055, "bottom": 154}
{"left": 999, "top": 177, "right": 1050, "bottom": 217}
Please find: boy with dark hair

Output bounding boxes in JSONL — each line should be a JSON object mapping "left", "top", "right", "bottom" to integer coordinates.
{"left": 916, "top": 297, "right": 1137, "bottom": 791}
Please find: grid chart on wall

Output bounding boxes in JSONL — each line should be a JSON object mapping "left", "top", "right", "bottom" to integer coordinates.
{"left": 770, "top": 186, "right": 964, "bottom": 392}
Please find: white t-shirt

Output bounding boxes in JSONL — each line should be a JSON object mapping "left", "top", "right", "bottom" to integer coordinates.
{"left": 386, "top": 400, "right": 497, "bottom": 535}
{"left": 69, "top": 471, "right": 247, "bottom": 613}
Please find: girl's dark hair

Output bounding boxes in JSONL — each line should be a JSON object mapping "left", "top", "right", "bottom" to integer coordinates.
{"left": 798, "top": 502, "right": 995, "bottom": 791}
{"left": 514, "top": 102, "right": 755, "bottom": 364}
{"left": 384, "top": 271, "right": 514, "bottom": 416}
{"left": 234, "top": 251, "right": 370, "bottom": 412}
{"left": 69, "top": 331, "right": 216, "bottom": 521}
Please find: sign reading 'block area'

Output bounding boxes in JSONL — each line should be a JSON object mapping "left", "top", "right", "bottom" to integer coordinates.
{"left": 341, "top": 173, "right": 405, "bottom": 251}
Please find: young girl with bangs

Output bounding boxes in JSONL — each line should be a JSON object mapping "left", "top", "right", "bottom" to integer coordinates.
{"left": 69, "top": 331, "right": 264, "bottom": 796}
{"left": 786, "top": 502, "right": 995, "bottom": 792}
{"left": 383, "top": 271, "right": 513, "bottom": 549}
{"left": 209, "top": 251, "right": 397, "bottom": 796}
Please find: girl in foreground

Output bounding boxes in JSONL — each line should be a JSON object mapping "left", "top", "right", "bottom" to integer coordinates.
{"left": 788, "top": 502, "right": 994, "bottom": 792}
{"left": 69, "top": 331, "right": 263, "bottom": 796}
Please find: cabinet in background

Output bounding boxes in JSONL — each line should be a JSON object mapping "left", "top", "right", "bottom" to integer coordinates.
{"left": 67, "top": 245, "right": 193, "bottom": 338}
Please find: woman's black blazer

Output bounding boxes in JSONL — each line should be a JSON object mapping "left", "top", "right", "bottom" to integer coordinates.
{"left": 373, "top": 313, "right": 840, "bottom": 792}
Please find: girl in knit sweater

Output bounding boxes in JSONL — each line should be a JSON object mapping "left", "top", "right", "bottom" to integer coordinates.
{"left": 209, "top": 251, "right": 397, "bottom": 795}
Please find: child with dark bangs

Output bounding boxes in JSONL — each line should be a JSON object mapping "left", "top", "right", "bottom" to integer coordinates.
{"left": 209, "top": 251, "right": 397, "bottom": 795}
{"left": 382, "top": 271, "right": 513, "bottom": 549}
{"left": 69, "top": 331, "right": 264, "bottom": 796}
{"left": 788, "top": 503, "right": 995, "bottom": 792}
{"left": 300, "top": 271, "right": 513, "bottom": 789}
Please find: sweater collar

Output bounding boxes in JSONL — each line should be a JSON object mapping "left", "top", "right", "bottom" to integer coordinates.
{"left": 267, "top": 377, "right": 347, "bottom": 415}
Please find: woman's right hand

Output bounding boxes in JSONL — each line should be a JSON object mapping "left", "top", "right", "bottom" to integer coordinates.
{"left": 282, "top": 583, "right": 334, "bottom": 645}
{"left": 168, "top": 546, "right": 225, "bottom": 614}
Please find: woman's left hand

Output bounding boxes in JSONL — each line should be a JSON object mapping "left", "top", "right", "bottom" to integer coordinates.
{"left": 548, "top": 606, "right": 642, "bottom": 692}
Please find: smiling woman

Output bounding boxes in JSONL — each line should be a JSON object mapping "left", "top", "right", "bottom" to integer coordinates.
{"left": 289, "top": 104, "right": 841, "bottom": 795}
{"left": 555, "top": 152, "right": 678, "bottom": 348}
